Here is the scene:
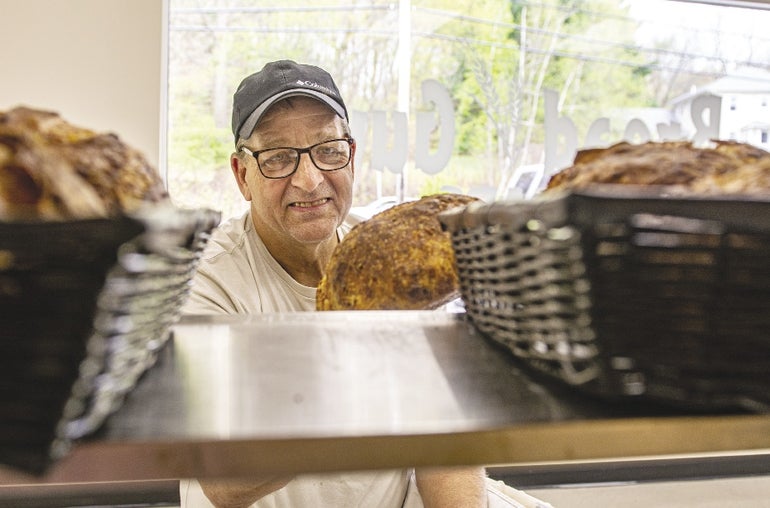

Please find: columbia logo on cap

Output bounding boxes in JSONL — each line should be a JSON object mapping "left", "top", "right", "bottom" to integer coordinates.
{"left": 296, "top": 79, "right": 337, "bottom": 97}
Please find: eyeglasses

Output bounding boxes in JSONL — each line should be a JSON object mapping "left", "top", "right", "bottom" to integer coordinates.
{"left": 240, "top": 138, "right": 354, "bottom": 179}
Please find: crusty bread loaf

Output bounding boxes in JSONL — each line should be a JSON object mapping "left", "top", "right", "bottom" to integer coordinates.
{"left": 0, "top": 106, "right": 168, "bottom": 221}
{"left": 546, "top": 140, "right": 770, "bottom": 194}
{"left": 317, "top": 193, "right": 479, "bottom": 311}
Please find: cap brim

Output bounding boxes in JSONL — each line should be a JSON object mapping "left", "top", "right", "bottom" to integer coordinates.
{"left": 238, "top": 89, "right": 347, "bottom": 141}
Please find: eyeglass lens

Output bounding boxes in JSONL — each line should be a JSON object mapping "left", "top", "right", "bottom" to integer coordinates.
{"left": 258, "top": 139, "right": 351, "bottom": 178}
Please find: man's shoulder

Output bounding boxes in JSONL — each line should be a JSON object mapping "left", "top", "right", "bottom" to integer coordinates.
{"left": 201, "top": 211, "right": 252, "bottom": 259}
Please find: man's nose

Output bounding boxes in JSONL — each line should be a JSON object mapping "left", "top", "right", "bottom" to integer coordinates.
{"left": 290, "top": 152, "right": 324, "bottom": 191}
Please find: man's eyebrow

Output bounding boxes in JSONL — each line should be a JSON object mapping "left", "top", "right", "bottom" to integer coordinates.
{"left": 256, "top": 132, "right": 347, "bottom": 148}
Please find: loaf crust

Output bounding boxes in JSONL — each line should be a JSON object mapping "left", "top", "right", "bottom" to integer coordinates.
{"left": 0, "top": 106, "right": 167, "bottom": 221}
{"left": 317, "top": 193, "right": 479, "bottom": 310}
{"left": 546, "top": 140, "right": 770, "bottom": 194}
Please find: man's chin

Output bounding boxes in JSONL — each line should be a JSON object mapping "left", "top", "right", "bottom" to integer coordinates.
{"left": 288, "top": 219, "right": 339, "bottom": 244}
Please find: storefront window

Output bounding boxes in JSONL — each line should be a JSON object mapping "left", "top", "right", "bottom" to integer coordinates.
{"left": 166, "top": 0, "right": 770, "bottom": 220}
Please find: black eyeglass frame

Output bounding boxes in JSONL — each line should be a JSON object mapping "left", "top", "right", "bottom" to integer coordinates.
{"left": 240, "top": 137, "right": 355, "bottom": 179}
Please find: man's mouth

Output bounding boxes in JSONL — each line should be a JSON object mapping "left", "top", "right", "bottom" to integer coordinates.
{"left": 290, "top": 198, "right": 329, "bottom": 208}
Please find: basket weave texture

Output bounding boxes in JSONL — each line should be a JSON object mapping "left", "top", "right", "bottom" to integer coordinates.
{"left": 439, "top": 187, "right": 770, "bottom": 413}
{"left": 0, "top": 205, "right": 219, "bottom": 474}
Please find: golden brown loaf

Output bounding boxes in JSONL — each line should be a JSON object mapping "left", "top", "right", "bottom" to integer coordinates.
{"left": 0, "top": 106, "right": 168, "bottom": 221}
{"left": 317, "top": 193, "right": 479, "bottom": 311}
{"left": 545, "top": 140, "right": 770, "bottom": 194}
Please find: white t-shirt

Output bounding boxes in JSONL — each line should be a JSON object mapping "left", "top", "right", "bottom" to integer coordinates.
{"left": 183, "top": 210, "right": 346, "bottom": 315}
{"left": 179, "top": 210, "right": 410, "bottom": 508}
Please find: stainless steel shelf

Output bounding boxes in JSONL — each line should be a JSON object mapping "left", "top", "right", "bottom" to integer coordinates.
{"left": 5, "top": 311, "right": 770, "bottom": 484}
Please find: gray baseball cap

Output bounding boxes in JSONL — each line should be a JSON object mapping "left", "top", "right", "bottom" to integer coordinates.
{"left": 232, "top": 60, "right": 348, "bottom": 144}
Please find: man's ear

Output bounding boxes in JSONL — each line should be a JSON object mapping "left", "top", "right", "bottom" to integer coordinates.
{"left": 349, "top": 139, "right": 356, "bottom": 178}
{"left": 230, "top": 153, "right": 252, "bottom": 201}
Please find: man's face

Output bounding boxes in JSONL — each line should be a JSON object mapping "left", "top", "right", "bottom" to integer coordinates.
{"left": 232, "top": 97, "right": 355, "bottom": 248}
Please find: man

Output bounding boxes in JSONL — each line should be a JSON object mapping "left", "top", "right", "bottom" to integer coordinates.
{"left": 178, "top": 59, "right": 490, "bottom": 508}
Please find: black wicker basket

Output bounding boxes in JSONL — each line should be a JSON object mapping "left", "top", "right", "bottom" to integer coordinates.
{"left": 439, "top": 186, "right": 770, "bottom": 413}
{"left": 0, "top": 205, "right": 219, "bottom": 474}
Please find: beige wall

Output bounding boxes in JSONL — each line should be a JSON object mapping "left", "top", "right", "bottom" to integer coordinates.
{"left": 0, "top": 0, "right": 166, "bottom": 171}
